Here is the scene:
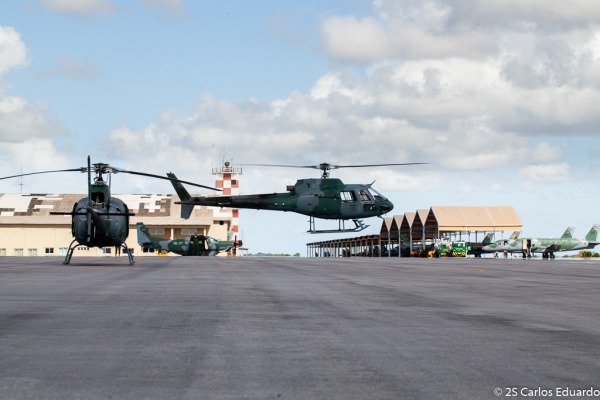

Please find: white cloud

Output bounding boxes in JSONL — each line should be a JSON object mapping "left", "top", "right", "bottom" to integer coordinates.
{"left": 142, "top": 0, "right": 187, "bottom": 17}
{"left": 36, "top": 58, "right": 102, "bottom": 82}
{"left": 0, "top": 26, "right": 64, "bottom": 142}
{"left": 0, "top": 96, "right": 65, "bottom": 141}
{"left": 0, "top": 26, "right": 28, "bottom": 75}
{"left": 40, "top": 0, "right": 116, "bottom": 17}
{"left": 0, "top": 139, "right": 77, "bottom": 193}
{"left": 519, "top": 162, "right": 571, "bottom": 183}
{"left": 320, "top": 15, "right": 496, "bottom": 63}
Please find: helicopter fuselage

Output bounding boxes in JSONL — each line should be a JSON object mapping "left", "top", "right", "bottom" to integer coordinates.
{"left": 71, "top": 196, "right": 130, "bottom": 248}
{"left": 177, "top": 178, "right": 394, "bottom": 220}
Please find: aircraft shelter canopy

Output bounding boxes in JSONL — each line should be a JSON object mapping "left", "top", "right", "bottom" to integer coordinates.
{"left": 308, "top": 206, "right": 523, "bottom": 257}
{"left": 429, "top": 206, "right": 522, "bottom": 233}
{"left": 379, "top": 206, "right": 522, "bottom": 239}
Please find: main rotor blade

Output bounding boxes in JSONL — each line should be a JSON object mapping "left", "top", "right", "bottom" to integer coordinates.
{"left": 244, "top": 163, "right": 320, "bottom": 169}
{"left": 0, "top": 168, "right": 85, "bottom": 181}
{"left": 112, "top": 168, "right": 220, "bottom": 191}
{"left": 328, "top": 162, "right": 429, "bottom": 169}
{"left": 245, "top": 162, "right": 429, "bottom": 169}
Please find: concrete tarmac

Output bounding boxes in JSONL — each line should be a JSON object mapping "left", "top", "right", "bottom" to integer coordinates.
{"left": 1, "top": 256, "right": 599, "bottom": 399}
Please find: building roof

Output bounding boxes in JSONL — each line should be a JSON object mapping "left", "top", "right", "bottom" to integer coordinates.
{"left": 0, "top": 193, "right": 224, "bottom": 226}
{"left": 430, "top": 206, "right": 522, "bottom": 231}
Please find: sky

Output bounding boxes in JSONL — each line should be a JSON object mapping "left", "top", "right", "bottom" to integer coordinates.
{"left": 0, "top": 0, "right": 599, "bottom": 255}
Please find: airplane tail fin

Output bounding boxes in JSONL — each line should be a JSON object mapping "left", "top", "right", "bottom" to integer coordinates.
{"left": 561, "top": 227, "right": 575, "bottom": 239}
{"left": 509, "top": 231, "right": 520, "bottom": 240}
{"left": 167, "top": 172, "right": 194, "bottom": 219}
{"left": 482, "top": 232, "right": 494, "bottom": 245}
{"left": 136, "top": 222, "right": 153, "bottom": 247}
{"left": 585, "top": 224, "right": 600, "bottom": 242}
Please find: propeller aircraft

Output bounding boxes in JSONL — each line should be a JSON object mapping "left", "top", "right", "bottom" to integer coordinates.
{"left": 0, "top": 156, "right": 218, "bottom": 265}
{"left": 136, "top": 222, "right": 240, "bottom": 256}
{"left": 168, "top": 162, "right": 426, "bottom": 234}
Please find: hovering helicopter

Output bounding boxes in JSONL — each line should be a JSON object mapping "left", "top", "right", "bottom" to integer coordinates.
{"left": 0, "top": 156, "right": 218, "bottom": 265}
{"left": 168, "top": 162, "right": 425, "bottom": 233}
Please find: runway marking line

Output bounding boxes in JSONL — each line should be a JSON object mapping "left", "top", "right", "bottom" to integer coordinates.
{"left": 461, "top": 268, "right": 485, "bottom": 273}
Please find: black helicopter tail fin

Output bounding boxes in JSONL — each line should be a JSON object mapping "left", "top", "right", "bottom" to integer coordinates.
{"left": 167, "top": 172, "right": 194, "bottom": 219}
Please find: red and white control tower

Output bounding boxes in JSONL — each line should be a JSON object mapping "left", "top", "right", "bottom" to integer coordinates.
{"left": 212, "top": 161, "right": 242, "bottom": 233}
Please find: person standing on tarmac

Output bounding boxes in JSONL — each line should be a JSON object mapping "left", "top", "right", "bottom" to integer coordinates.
{"left": 189, "top": 235, "right": 196, "bottom": 256}
{"left": 193, "top": 235, "right": 200, "bottom": 256}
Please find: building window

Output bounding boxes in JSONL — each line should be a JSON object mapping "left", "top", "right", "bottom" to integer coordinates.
{"left": 181, "top": 228, "right": 197, "bottom": 236}
{"left": 58, "top": 248, "right": 68, "bottom": 254}
{"left": 28, "top": 249, "right": 38, "bottom": 257}
{"left": 45, "top": 248, "right": 54, "bottom": 254}
{"left": 103, "top": 247, "right": 112, "bottom": 254}
{"left": 150, "top": 228, "right": 165, "bottom": 235}
{"left": 0, "top": 249, "right": 6, "bottom": 256}
{"left": 14, "top": 249, "right": 23, "bottom": 256}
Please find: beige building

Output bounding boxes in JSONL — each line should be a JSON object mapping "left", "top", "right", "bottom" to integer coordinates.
{"left": 0, "top": 193, "right": 234, "bottom": 258}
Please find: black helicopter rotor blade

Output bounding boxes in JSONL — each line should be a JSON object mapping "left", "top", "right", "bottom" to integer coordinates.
{"left": 245, "top": 162, "right": 429, "bottom": 169}
{"left": 0, "top": 168, "right": 85, "bottom": 181}
{"left": 111, "top": 168, "right": 221, "bottom": 191}
{"left": 244, "top": 162, "right": 429, "bottom": 178}
{"left": 245, "top": 163, "right": 320, "bottom": 169}
{"left": 327, "top": 162, "right": 429, "bottom": 169}
{"left": 50, "top": 212, "right": 136, "bottom": 216}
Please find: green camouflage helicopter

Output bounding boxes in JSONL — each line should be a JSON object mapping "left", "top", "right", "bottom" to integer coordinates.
{"left": 137, "top": 222, "right": 240, "bottom": 256}
{"left": 0, "top": 156, "right": 218, "bottom": 265}
{"left": 168, "top": 162, "right": 425, "bottom": 233}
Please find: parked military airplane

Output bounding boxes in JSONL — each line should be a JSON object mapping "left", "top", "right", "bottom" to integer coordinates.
{"left": 167, "top": 162, "right": 425, "bottom": 233}
{"left": 482, "top": 226, "right": 599, "bottom": 259}
{"left": 137, "top": 223, "right": 239, "bottom": 256}
{"left": 478, "top": 231, "right": 522, "bottom": 255}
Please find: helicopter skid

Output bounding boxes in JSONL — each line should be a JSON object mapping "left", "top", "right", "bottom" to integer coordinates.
{"left": 308, "top": 218, "right": 369, "bottom": 234}
{"left": 63, "top": 239, "right": 79, "bottom": 265}
{"left": 63, "top": 240, "right": 135, "bottom": 265}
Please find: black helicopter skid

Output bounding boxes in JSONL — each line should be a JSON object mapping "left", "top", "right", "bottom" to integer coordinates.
{"left": 62, "top": 240, "right": 135, "bottom": 265}
{"left": 62, "top": 239, "right": 80, "bottom": 265}
{"left": 121, "top": 242, "right": 135, "bottom": 265}
{"left": 308, "top": 217, "right": 369, "bottom": 234}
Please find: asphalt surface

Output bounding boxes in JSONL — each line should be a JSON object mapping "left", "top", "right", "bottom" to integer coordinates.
{"left": 1, "top": 255, "right": 599, "bottom": 400}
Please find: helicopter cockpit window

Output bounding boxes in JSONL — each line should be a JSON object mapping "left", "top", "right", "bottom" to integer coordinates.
{"left": 91, "top": 192, "right": 105, "bottom": 203}
{"left": 359, "top": 189, "right": 372, "bottom": 203}
{"left": 340, "top": 191, "right": 356, "bottom": 202}
{"left": 368, "top": 187, "right": 386, "bottom": 201}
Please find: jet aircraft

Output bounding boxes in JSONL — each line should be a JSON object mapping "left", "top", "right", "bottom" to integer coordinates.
{"left": 136, "top": 222, "right": 239, "bottom": 256}
{"left": 482, "top": 226, "right": 600, "bottom": 259}
{"left": 479, "top": 231, "right": 522, "bottom": 254}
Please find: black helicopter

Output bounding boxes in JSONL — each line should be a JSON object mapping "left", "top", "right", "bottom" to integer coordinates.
{"left": 0, "top": 156, "right": 218, "bottom": 265}
{"left": 168, "top": 162, "right": 425, "bottom": 233}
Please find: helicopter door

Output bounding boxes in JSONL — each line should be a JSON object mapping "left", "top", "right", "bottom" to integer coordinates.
{"left": 339, "top": 190, "right": 358, "bottom": 216}
{"left": 359, "top": 189, "right": 375, "bottom": 212}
